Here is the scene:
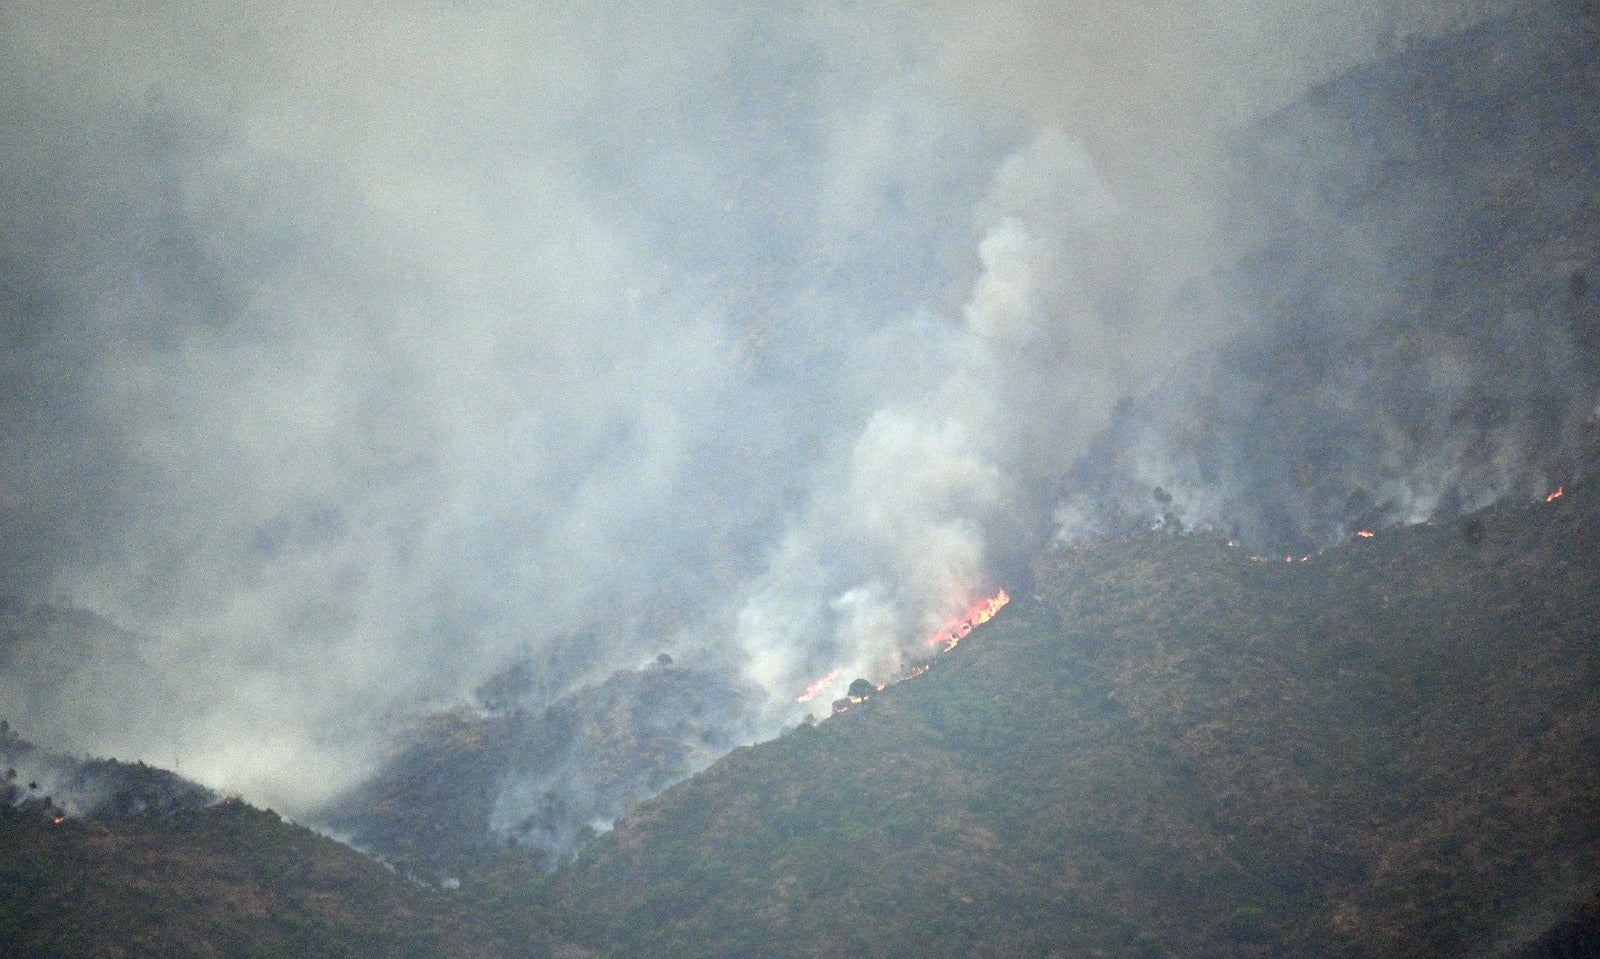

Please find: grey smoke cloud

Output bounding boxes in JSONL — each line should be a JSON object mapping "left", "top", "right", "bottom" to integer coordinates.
{"left": 915, "top": 0, "right": 1514, "bottom": 286}
{"left": 0, "top": 0, "right": 1022, "bottom": 809}
{"left": 1051, "top": 0, "right": 1600, "bottom": 551}
{"left": 0, "top": 0, "right": 1518, "bottom": 816}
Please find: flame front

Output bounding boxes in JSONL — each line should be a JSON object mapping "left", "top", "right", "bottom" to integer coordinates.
{"left": 928, "top": 588, "right": 1011, "bottom": 652}
{"left": 796, "top": 667, "right": 844, "bottom": 703}
{"left": 798, "top": 588, "right": 1010, "bottom": 710}
{"left": 1548, "top": 486, "right": 1565, "bottom": 502}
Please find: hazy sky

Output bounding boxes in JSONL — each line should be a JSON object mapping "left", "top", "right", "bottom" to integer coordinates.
{"left": 0, "top": 0, "right": 1514, "bottom": 810}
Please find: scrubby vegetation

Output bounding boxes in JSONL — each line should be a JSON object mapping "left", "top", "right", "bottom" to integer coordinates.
{"left": 499, "top": 486, "right": 1600, "bottom": 958}
{"left": 8, "top": 484, "right": 1597, "bottom": 958}
{"left": 0, "top": 797, "right": 516, "bottom": 959}
{"left": 4, "top": 4, "right": 1599, "bottom": 956}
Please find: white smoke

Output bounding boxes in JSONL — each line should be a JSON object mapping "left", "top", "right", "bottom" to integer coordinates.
{"left": 0, "top": 0, "right": 1023, "bottom": 809}
{"left": 734, "top": 127, "right": 1191, "bottom": 709}
{"left": 0, "top": 0, "right": 1509, "bottom": 814}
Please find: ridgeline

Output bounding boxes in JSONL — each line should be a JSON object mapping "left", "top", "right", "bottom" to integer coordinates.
{"left": 4, "top": 485, "right": 1597, "bottom": 958}
{"left": 512, "top": 486, "right": 1600, "bottom": 958}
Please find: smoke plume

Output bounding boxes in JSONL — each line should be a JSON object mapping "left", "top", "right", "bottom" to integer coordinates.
{"left": 1, "top": 0, "right": 1583, "bottom": 835}
{"left": 1053, "top": 1, "right": 1600, "bottom": 551}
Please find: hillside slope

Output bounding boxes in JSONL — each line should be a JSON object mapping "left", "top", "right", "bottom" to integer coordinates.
{"left": 322, "top": 660, "right": 765, "bottom": 876}
{"left": 1056, "top": 0, "right": 1600, "bottom": 551}
{"left": 0, "top": 796, "right": 513, "bottom": 959}
{"left": 513, "top": 487, "right": 1600, "bottom": 958}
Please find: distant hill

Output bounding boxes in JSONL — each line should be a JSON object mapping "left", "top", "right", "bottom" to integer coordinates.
{"left": 1, "top": 719, "right": 519, "bottom": 958}
{"left": 511, "top": 486, "right": 1600, "bottom": 958}
{"left": 0, "top": 792, "right": 513, "bottom": 959}
{"left": 0, "top": 598, "right": 160, "bottom": 755}
{"left": 1055, "top": 0, "right": 1600, "bottom": 552}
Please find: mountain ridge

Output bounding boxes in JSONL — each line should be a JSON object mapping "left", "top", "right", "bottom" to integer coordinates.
{"left": 512, "top": 486, "right": 1600, "bottom": 958}
{"left": 4, "top": 486, "right": 1596, "bottom": 957}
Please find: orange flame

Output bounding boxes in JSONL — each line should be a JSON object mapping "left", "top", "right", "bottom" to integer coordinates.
{"left": 1356, "top": 530, "right": 1375, "bottom": 538}
{"left": 928, "top": 589, "right": 1010, "bottom": 652}
{"left": 1245, "top": 551, "right": 1320, "bottom": 563}
{"left": 796, "top": 667, "right": 844, "bottom": 703}
{"left": 1547, "top": 486, "right": 1565, "bottom": 502}
{"left": 804, "top": 589, "right": 1010, "bottom": 713}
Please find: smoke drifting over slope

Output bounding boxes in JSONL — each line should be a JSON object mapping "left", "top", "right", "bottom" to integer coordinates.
{"left": 0, "top": 0, "right": 1589, "bottom": 827}
{"left": 1054, "top": 4, "right": 1600, "bottom": 550}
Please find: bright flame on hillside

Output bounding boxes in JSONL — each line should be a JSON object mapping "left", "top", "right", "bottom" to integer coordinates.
{"left": 797, "top": 589, "right": 1010, "bottom": 710}
{"left": 796, "top": 667, "right": 845, "bottom": 703}
{"left": 899, "top": 663, "right": 931, "bottom": 682}
{"left": 1547, "top": 486, "right": 1565, "bottom": 502}
{"left": 929, "top": 589, "right": 1011, "bottom": 652}
{"left": 1356, "top": 530, "right": 1375, "bottom": 538}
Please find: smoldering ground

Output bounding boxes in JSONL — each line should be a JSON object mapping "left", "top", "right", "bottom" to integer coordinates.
{"left": 0, "top": 0, "right": 1582, "bottom": 835}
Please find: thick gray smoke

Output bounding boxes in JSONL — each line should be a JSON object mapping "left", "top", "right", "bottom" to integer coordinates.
{"left": 0, "top": 0, "right": 1561, "bottom": 829}
{"left": 1052, "top": 1, "right": 1600, "bottom": 552}
{"left": 0, "top": 0, "right": 1065, "bottom": 810}
{"left": 1, "top": 717, "right": 216, "bottom": 820}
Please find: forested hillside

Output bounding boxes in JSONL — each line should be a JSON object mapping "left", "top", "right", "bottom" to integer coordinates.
{"left": 512, "top": 487, "right": 1600, "bottom": 958}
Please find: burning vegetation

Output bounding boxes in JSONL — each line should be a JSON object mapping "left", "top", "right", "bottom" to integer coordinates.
{"left": 536, "top": 473, "right": 1600, "bottom": 959}
{"left": 796, "top": 668, "right": 845, "bottom": 704}
{"left": 805, "top": 588, "right": 1013, "bottom": 715}
{"left": 928, "top": 590, "right": 1012, "bottom": 653}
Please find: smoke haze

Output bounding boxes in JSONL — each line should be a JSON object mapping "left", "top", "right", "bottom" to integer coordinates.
{"left": 0, "top": 0, "right": 1582, "bottom": 821}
